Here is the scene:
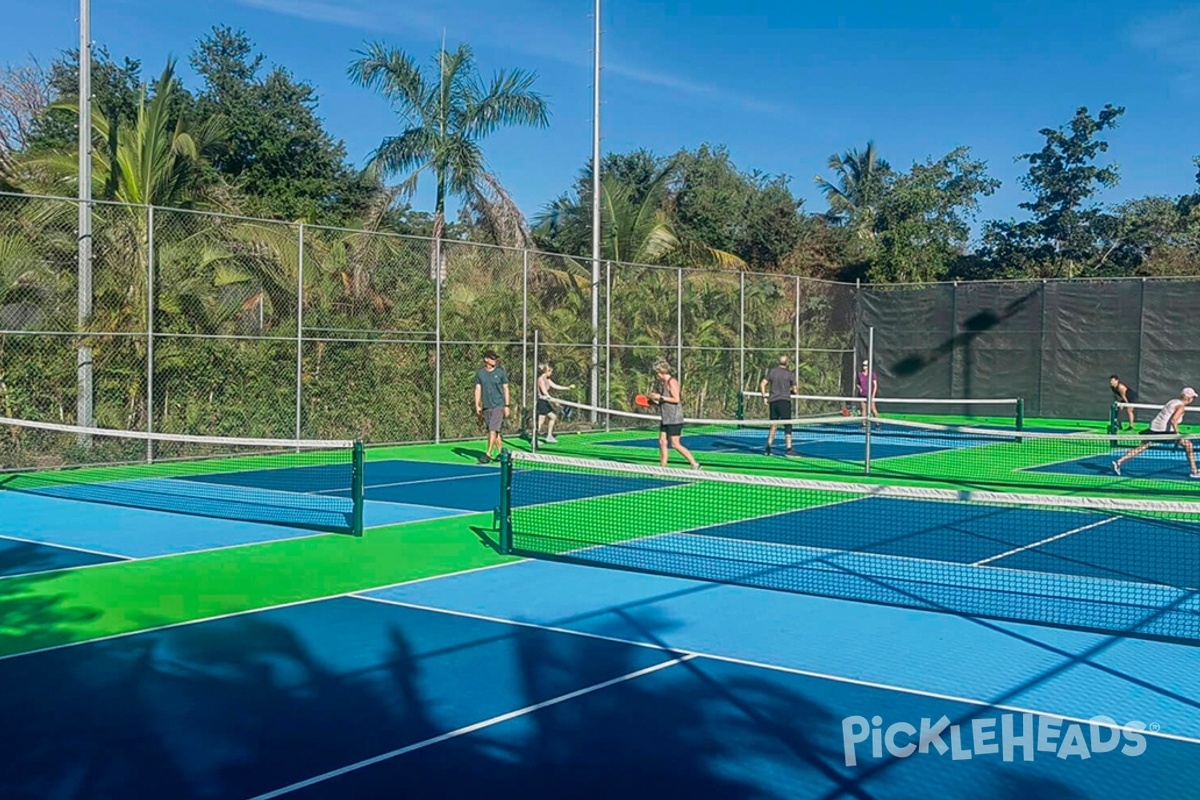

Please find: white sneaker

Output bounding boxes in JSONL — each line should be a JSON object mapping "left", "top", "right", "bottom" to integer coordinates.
{"left": 1112, "top": 461, "right": 1121, "bottom": 476}
{"left": 545, "top": 435, "right": 558, "bottom": 443}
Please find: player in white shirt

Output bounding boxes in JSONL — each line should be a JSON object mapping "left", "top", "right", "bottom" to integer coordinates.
{"left": 1113, "top": 387, "right": 1199, "bottom": 478}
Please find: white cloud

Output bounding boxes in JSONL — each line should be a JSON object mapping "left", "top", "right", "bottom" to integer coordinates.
{"left": 233, "top": 0, "right": 789, "bottom": 114}
{"left": 1129, "top": 6, "right": 1200, "bottom": 96}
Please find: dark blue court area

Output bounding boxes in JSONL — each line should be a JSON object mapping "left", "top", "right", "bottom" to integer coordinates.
{"left": 527, "top": 494, "right": 1200, "bottom": 642}
{"left": 600, "top": 424, "right": 1017, "bottom": 461}
{"left": 4, "top": 566, "right": 1199, "bottom": 800}
{"left": 1028, "top": 449, "right": 1200, "bottom": 482}
{"left": 0, "top": 459, "right": 677, "bottom": 578}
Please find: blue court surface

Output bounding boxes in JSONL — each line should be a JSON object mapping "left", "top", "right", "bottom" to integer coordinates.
{"left": 1028, "top": 449, "right": 1200, "bottom": 482}
{"left": 3, "top": 560, "right": 1198, "bottom": 799}
{"left": 0, "top": 458, "right": 679, "bottom": 578}
{"left": 0, "top": 459, "right": 495, "bottom": 574}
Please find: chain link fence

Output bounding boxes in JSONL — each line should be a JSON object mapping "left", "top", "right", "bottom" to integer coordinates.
{"left": 0, "top": 192, "right": 858, "bottom": 445}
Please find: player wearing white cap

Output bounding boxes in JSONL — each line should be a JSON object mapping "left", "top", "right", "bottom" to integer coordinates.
{"left": 1113, "top": 387, "right": 1199, "bottom": 478}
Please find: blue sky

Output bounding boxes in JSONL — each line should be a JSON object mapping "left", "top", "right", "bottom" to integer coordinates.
{"left": 3, "top": 0, "right": 1199, "bottom": 239}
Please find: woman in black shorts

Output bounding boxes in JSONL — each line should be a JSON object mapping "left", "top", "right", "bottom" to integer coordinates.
{"left": 649, "top": 359, "right": 700, "bottom": 470}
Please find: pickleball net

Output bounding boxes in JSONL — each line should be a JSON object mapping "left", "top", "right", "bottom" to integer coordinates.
{"left": 498, "top": 451, "right": 1200, "bottom": 643}
{"left": 0, "top": 416, "right": 365, "bottom": 535}
{"left": 541, "top": 397, "right": 1200, "bottom": 496}
{"left": 739, "top": 391, "right": 1024, "bottom": 428}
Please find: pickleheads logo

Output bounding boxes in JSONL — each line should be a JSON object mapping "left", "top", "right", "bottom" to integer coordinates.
{"left": 841, "top": 714, "right": 1149, "bottom": 766}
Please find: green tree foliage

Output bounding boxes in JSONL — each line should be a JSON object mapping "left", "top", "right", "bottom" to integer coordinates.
{"left": 191, "top": 27, "right": 376, "bottom": 224}
{"left": 670, "top": 144, "right": 805, "bottom": 270}
{"left": 532, "top": 151, "right": 744, "bottom": 268}
{"left": 981, "top": 105, "right": 1125, "bottom": 277}
{"left": 25, "top": 47, "right": 143, "bottom": 153}
{"left": 814, "top": 141, "right": 893, "bottom": 236}
{"left": 348, "top": 41, "right": 549, "bottom": 243}
{"left": 871, "top": 147, "right": 1000, "bottom": 282}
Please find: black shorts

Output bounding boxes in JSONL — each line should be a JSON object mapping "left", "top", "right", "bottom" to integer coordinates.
{"left": 536, "top": 399, "right": 555, "bottom": 416}
{"left": 768, "top": 399, "right": 793, "bottom": 431}
{"left": 660, "top": 423, "right": 683, "bottom": 437}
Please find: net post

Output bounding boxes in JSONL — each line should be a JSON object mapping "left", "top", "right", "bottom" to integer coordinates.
{"left": 1108, "top": 401, "right": 1119, "bottom": 435}
{"left": 498, "top": 450, "right": 513, "bottom": 554}
{"left": 1015, "top": 397, "right": 1024, "bottom": 431}
{"left": 351, "top": 440, "right": 365, "bottom": 536}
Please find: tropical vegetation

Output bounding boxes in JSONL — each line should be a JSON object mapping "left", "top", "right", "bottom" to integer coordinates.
{"left": 0, "top": 26, "right": 1197, "bottom": 445}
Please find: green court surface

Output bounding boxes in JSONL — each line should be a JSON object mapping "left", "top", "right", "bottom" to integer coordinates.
{"left": 0, "top": 513, "right": 515, "bottom": 659}
{"left": 3, "top": 414, "right": 1199, "bottom": 661}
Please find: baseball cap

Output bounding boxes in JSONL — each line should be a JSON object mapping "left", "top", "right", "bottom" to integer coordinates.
{"left": 483, "top": 349, "right": 499, "bottom": 360}
{"left": 1184, "top": 387, "right": 1197, "bottom": 400}
{"left": 861, "top": 360, "right": 869, "bottom": 367}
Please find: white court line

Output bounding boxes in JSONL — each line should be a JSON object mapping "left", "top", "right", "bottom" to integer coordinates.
{"left": 0, "top": 559, "right": 525, "bottom": 663}
{"left": 348, "top": 595, "right": 1200, "bottom": 747}
{"left": 0, "top": 532, "right": 130, "bottom": 560}
{"left": 246, "top": 655, "right": 694, "bottom": 799}
{"left": 972, "top": 517, "right": 1120, "bottom": 567}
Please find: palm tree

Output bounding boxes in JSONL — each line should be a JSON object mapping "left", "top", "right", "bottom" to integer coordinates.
{"left": 814, "top": 141, "right": 892, "bottom": 235}
{"left": 534, "top": 161, "right": 745, "bottom": 269}
{"left": 347, "top": 42, "right": 549, "bottom": 258}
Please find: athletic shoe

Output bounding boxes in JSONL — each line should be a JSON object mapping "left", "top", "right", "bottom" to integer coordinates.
{"left": 765, "top": 444, "right": 772, "bottom": 455}
{"left": 785, "top": 448, "right": 795, "bottom": 457}
{"left": 1112, "top": 461, "right": 1120, "bottom": 476}
{"left": 545, "top": 435, "right": 558, "bottom": 443}
{"left": 1191, "top": 472, "right": 1200, "bottom": 480}
{"left": 479, "top": 454, "right": 491, "bottom": 464}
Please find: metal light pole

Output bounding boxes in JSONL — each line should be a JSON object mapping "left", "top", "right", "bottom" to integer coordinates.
{"left": 77, "top": 0, "right": 94, "bottom": 436}
{"left": 589, "top": 0, "right": 602, "bottom": 422}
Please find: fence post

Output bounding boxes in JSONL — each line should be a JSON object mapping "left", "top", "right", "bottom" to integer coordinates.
{"left": 739, "top": 271, "right": 746, "bottom": 394}
{"left": 950, "top": 280, "right": 959, "bottom": 399}
{"left": 852, "top": 278, "right": 861, "bottom": 396}
{"left": 676, "top": 267, "right": 683, "bottom": 388}
{"left": 146, "top": 204, "right": 155, "bottom": 462}
{"left": 793, "top": 275, "right": 801, "bottom": 376}
{"left": 295, "top": 223, "right": 305, "bottom": 441}
{"left": 434, "top": 237, "right": 443, "bottom": 443}
{"left": 1036, "top": 279, "right": 1048, "bottom": 418}
{"left": 604, "top": 260, "right": 612, "bottom": 431}
{"left": 531, "top": 329, "right": 539, "bottom": 452}
{"left": 1136, "top": 277, "right": 1147, "bottom": 407}
{"left": 864, "top": 327, "right": 875, "bottom": 475}
{"left": 522, "top": 249, "right": 530, "bottom": 439}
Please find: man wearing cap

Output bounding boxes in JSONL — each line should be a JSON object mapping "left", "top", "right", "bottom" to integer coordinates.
{"left": 474, "top": 350, "right": 510, "bottom": 464}
{"left": 1113, "top": 387, "right": 1199, "bottom": 478}
{"left": 856, "top": 360, "right": 879, "bottom": 422}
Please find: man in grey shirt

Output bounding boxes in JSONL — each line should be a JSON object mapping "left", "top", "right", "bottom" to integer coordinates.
{"left": 760, "top": 355, "right": 798, "bottom": 456}
{"left": 474, "top": 349, "right": 510, "bottom": 464}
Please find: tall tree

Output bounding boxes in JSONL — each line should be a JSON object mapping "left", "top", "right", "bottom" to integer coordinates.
{"left": 871, "top": 147, "right": 1000, "bottom": 282}
{"left": 347, "top": 42, "right": 549, "bottom": 246}
{"left": 982, "top": 104, "right": 1125, "bottom": 277}
{"left": 670, "top": 144, "right": 805, "bottom": 270}
{"left": 25, "top": 47, "right": 143, "bottom": 154}
{"left": 191, "top": 27, "right": 376, "bottom": 224}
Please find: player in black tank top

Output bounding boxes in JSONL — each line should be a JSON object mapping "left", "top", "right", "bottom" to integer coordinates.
{"left": 1110, "top": 375, "right": 1137, "bottom": 430}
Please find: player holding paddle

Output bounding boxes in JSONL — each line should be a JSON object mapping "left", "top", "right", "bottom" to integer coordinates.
{"left": 1113, "top": 387, "right": 1200, "bottom": 478}
{"left": 535, "top": 363, "right": 574, "bottom": 443}
{"left": 649, "top": 360, "right": 700, "bottom": 470}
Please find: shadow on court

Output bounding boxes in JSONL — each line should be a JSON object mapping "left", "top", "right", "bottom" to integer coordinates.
{"left": 1, "top": 592, "right": 1195, "bottom": 799}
